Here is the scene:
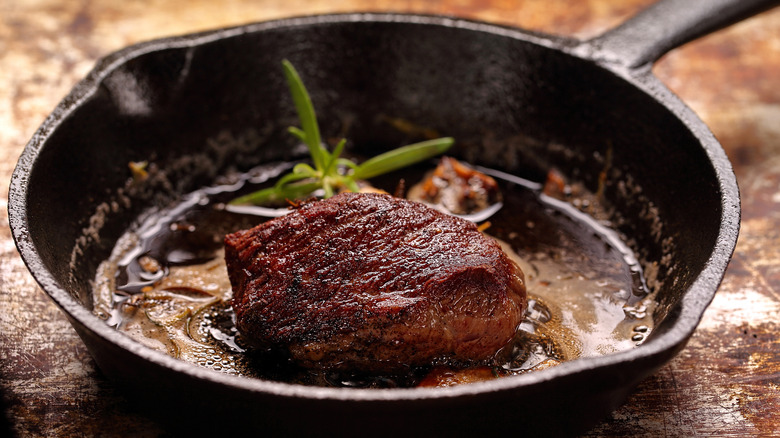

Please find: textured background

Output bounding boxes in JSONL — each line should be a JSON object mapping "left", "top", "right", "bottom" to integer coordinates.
{"left": 2, "top": 0, "right": 779, "bottom": 435}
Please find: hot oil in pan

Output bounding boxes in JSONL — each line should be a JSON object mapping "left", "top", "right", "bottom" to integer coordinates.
{"left": 92, "top": 163, "right": 655, "bottom": 388}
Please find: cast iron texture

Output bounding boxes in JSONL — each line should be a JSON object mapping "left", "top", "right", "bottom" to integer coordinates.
{"left": 11, "top": 0, "right": 774, "bottom": 435}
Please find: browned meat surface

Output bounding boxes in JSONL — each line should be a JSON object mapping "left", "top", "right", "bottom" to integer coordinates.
{"left": 407, "top": 156, "right": 502, "bottom": 215}
{"left": 224, "top": 192, "right": 526, "bottom": 372}
{"left": 417, "top": 365, "right": 499, "bottom": 387}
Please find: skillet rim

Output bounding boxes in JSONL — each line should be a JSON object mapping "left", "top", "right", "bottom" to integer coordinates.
{"left": 8, "top": 12, "right": 740, "bottom": 403}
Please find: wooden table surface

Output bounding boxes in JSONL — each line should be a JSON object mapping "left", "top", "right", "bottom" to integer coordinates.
{"left": 2, "top": 0, "right": 779, "bottom": 436}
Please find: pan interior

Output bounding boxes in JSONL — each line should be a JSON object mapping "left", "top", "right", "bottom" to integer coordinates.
{"left": 21, "top": 16, "right": 724, "bottom": 389}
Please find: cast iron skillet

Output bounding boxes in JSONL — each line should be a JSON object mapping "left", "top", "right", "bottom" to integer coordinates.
{"left": 9, "top": 0, "right": 777, "bottom": 435}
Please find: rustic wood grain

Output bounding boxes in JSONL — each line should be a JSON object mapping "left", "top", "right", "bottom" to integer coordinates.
{"left": 1, "top": 1, "right": 779, "bottom": 436}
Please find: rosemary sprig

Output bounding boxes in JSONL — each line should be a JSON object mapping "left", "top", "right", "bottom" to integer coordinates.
{"left": 229, "top": 60, "right": 453, "bottom": 206}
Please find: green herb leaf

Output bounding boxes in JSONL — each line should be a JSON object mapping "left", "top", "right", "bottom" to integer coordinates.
{"left": 230, "top": 180, "right": 323, "bottom": 206}
{"left": 282, "top": 60, "right": 328, "bottom": 171}
{"left": 352, "top": 137, "right": 454, "bottom": 180}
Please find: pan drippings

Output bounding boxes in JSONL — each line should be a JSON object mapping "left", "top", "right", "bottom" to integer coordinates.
{"left": 92, "top": 163, "right": 654, "bottom": 388}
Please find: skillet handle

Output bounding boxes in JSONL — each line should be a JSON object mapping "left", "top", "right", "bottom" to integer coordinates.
{"left": 589, "top": 0, "right": 780, "bottom": 69}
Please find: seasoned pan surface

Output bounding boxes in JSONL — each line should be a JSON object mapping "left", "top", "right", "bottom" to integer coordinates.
{"left": 9, "top": 0, "right": 777, "bottom": 435}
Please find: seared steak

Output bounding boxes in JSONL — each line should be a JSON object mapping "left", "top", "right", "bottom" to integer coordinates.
{"left": 224, "top": 192, "right": 526, "bottom": 372}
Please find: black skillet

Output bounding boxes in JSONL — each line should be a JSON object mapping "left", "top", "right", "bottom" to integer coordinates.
{"left": 9, "top": 0, "right": 777, "bottom": 435}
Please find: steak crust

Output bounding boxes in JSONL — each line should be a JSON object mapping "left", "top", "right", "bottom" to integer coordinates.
{"left": 224, "top": 192, "right": 526, "bottom": 372}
